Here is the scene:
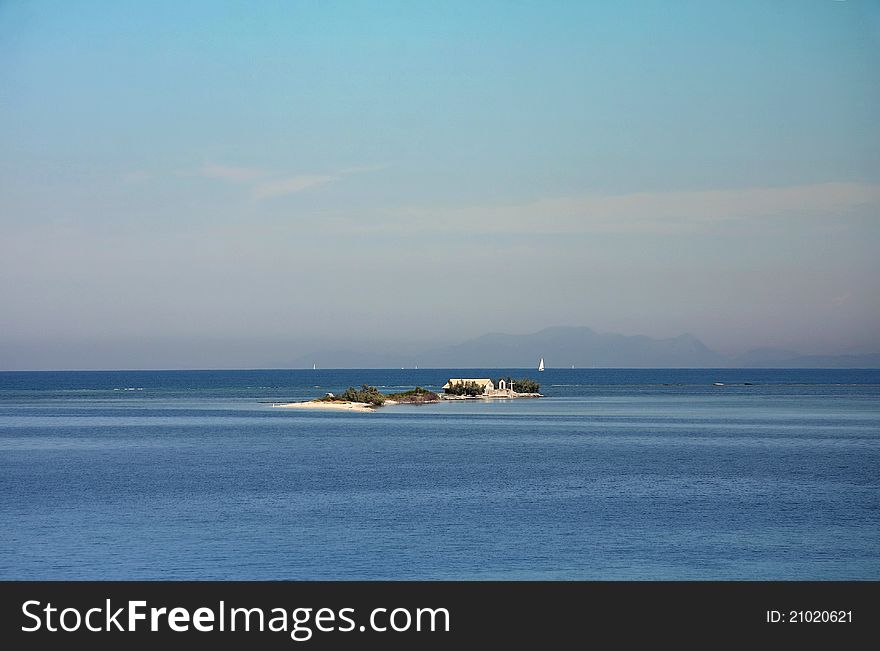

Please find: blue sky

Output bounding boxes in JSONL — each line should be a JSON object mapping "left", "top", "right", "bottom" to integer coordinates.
{"left": 1, "top": 0, "right": 878, "bottom": 369}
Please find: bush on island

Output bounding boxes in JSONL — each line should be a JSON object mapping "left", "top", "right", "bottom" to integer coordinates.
{"left": 339, "top": 384, "right": 386, "bottom": 407}
{"left": 444, "top": 381, "right": 484, "bottom": 397}
{"left": 386, "top": 386, "right": 440, "bottom": 403}
{"left": 496, "top": 377, "right": 540, "bottom": 393}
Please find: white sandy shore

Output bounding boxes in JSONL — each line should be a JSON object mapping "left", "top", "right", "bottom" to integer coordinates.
{"left": 274, "top": 400, "right": 378, "bottom": 412}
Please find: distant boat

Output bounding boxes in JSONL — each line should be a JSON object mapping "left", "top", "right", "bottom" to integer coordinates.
{"left": 313, "top": 363, "right": 317, "bottom": 370}
{"left": 538, "top": 358, "right": 545, "bottom": 372}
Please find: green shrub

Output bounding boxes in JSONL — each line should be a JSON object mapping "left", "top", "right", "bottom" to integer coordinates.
{"left": 444, "top": 381, "right": 484, "bottom": 396}
{"left": 339, "top": 384, "right": 385, "bottom": 406}
{"left": 387, "top": 386, "right": 440, "bottom": 403}
{"left": 496, "top": 377, "right": 540, "bottom": 393}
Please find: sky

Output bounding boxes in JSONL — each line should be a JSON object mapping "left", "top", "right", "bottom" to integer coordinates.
{"left": 1, "top": 0, "right": 879, "bottom": 369}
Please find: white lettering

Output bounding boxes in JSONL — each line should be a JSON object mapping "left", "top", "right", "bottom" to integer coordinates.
{"left": 85, "top": 607, "right": 102, "bottom": 632}
{"left": 291, "top": 608, "right": 313, "bottom": 642}
{"left": 416, "top": 607, "right": 450, "bottom": 632}
{"left": 128, "top": 600, "right": 146, "bottom": 631}
{"left": 43, "top": 603, "right": 58, "bottom": 632}
{"left": 106, "top": 600, "right": 124, "bottom": 631}
{"left": 390, "top": 608, "right": 411, "bottom": 632}
{"left": 167, "top": 607, "right": 190, "bottom": 632}
{"left": 370, "top": 608, "right": 387, "bottom": 632}
{"left": 337, "top": 608, "right": 356, "bottom": 632}
{"left": 150, "top": 607, "right": 167, "bottom": 631}
{"left": 314, "top": 608, "right": 335, "bottom": 632}
{"left": 230, "top": 608, "right": 264, "bottom": 632}
{"left": 192, "top": 607, "right": 214, "bottom": 632}
{"left": 59, "top": 608, "right": 81, "bottom": 632}
{"left": 21, "top": 600, "right": 41, "bottom": 632}
{"left": 268, "top": 608, "right": 287, "bottom": 632}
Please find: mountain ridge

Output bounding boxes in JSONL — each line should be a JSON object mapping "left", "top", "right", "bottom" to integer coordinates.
{"left": 290, "top": 326, "right": 880, "bottom": 369}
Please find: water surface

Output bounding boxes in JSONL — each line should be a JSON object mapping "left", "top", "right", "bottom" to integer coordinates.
{"left": 1, "top": 368, "right": 877, "bottom": 579}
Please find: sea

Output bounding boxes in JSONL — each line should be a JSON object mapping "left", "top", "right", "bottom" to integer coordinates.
{"left": 1, "top": 368, "right": 878, "bottom": 580}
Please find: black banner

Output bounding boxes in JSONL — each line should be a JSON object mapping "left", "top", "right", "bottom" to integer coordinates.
{"left": 1, "top": 581, "right": 875, "bottom": 648}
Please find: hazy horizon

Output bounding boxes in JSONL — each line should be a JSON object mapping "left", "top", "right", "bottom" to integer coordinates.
{"left": 2, "top": 1, "right": 879, "bottom": 370}
{"left": 2, "top": 324, "right": 880, "bottom": 371}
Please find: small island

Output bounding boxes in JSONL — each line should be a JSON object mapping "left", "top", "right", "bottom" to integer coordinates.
{"left": 274, "top": 377, "right": 541, "bottom": 412}
{"left": 442, "top": 377, "right": 542, "bottom": 399}
{"left": 274, "top": 384, "right": 442, "bottom": 412}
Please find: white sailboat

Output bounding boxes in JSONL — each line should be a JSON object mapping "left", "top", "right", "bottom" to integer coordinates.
{"left": 538, "top": 357, "right": 545, "bottom": 372}
{"left": 313, "top": 363, "right": 317, "bottom": 370}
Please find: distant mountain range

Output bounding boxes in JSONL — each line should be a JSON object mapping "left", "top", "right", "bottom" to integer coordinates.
{"left": 290, "top": 326, "right": 880, "bottom": 369}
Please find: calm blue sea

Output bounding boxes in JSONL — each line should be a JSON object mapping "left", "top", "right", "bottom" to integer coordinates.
{"left": 1, "top": 368, "right": 878, "bottom": 579}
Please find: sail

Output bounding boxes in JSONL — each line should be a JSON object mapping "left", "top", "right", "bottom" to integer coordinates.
{"left": 538, "top": 358, "right": 545, "bottom": 371}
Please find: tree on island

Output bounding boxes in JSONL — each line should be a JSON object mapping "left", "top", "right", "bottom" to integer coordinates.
{"left": 386, "top": 386, "right": 441, "bottom": 404}
{"left": 496, "top": 377, "right": 540, "bottom": 393}
{"left": 315, "top": 385, "right": 440, "bottom": 407}
{"left": 444, "top": 381, "right": 485, "bottom": 397}
{"left": 339, "top": 384, "right": 386, "bottom": 407}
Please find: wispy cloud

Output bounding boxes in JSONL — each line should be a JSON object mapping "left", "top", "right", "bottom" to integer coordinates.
{"left": 193, "top": 162, "right": 385, "bottom": 200}
{"left": 199, "top": 164, "right": 264, "bottom": 183}
{"left": 342, "top": 182, "right": 880, "bottom": 235}
{"left": 252, "top": 175, "right": 338, "bottom": 199}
